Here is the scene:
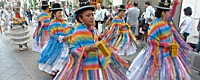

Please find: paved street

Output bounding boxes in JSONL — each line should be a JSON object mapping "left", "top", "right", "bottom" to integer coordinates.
{"left": 0, "top": 21, "right": 200, "bottom": 80}
{"left": 0, "top": 21, "right": 52, "bottom": 80}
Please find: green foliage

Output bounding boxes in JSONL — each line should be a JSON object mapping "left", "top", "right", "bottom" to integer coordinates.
{"left": 0, "top": 1, "right": 4, "bottom": 8}
{"left": 32, "top": 0, "right": 37, "bottom": 10}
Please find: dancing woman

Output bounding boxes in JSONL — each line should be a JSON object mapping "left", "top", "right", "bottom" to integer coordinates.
{"left": 126, "top": 0, "right": 192, "bottom": 80}
{"left": 32, "top": 0, "right": 51, "bottom": 53}
{"left": 5, "top": 2, "right": 30, "bottom": 51}
{"left": 105, "top": 5, "right": 139, "bottom": 56}
{"left": 54, "top": 0, "right": 129, "bottom": 79}
{"left": 38, "top": 3, "right": 73, "bottom": 77}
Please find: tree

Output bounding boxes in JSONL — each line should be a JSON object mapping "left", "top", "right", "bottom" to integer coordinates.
{"left": 33, "top": 0, "right": 37, "bottom": 10}
{"left": 0, "top": 1, "right": 4, "bottom": 8}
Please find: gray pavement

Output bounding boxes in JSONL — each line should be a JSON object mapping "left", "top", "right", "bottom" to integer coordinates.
{"left": 0, "top": 21, "right": 52, "bottom": 80}
{"left": 0, "top": 20, "right": 200, "bottom": 80}
{"left": 0, "top": 40, "right": 32, "bottom": 80}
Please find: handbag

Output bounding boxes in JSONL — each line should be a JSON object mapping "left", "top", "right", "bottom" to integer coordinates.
{"left": 96, "top": 39, "right": 112, "bottom": 57}
{"left": 171, "top": 34, "right": 179, "bottom": 57}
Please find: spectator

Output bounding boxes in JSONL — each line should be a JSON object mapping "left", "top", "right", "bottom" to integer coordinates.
{"left": 143, "top": 1, "right": 155, "bottom": 42}
{"left": 68, "top": 13, "right": 73, "bottom": 24}
{"left": 101, "top": 5, "right": 110, "bottom": 32}
{"left": 139, "top": 13, "right": 146, "bottom": 41}
{"left": 22, "top": 7, "right": 27, "bottom": 17}
{"left": 26, "top": 8, "right": 33, "bottom": 24}
{"left": 125, "top": 1, "right": 140, "bottom": 35}
{"left": 195, "top": 19, "right": 200, "bottom": 53}
{"left": 126, "top": 0, "right": 132, "bottom": 9}
{"left": 114, "top": 6, "right": 119, "bottom": 16}
{"left": 0, "top": 7, "right": 3, "bottom": 17}
{"left": 144, "top": 1, "right": 155, "bottom": 24}
{"left": 179, "top": 7, "right": 193, "bottom": 41}
{"left": 63, "top": 5, "right": 69, "bottom": 17}
{"left": 72, "top": 8, "right": 76, "bottom": 23}
{"left": 94, "top": 3, "right": 104, "bottom": 30}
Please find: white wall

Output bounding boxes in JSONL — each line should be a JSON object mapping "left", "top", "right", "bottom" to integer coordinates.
{"left": 180, "top": 0, "right": 200, "bottom": 44}
{"left": 112, "top": 0, "right": 122, "bottom": 6}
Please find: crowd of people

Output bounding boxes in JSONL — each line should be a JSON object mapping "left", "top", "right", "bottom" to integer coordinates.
{"left": 0, "top": 0, "right": 199, "bottom": 79}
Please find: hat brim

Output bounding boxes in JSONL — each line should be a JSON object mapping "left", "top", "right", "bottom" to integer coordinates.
{"left": 42, "top": 5, "right": 49, "bottom": 7}
{"left": 118, "top": 8, "right": 126, "bottom": 11}
{"left": 51, "top": 8, "right": 63, "bottom": 11}
{"left": 75, "top": 6, "right": 95, "bottom": 14}
{"left": 155, "top": 5, "right": 171, "bottom": 10}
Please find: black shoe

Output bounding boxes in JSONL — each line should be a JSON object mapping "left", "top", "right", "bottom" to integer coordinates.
{"left": 23, "top": 43, "right": 28, "bottom": 48}
{"left": 10, "top": 26, "right": 13, "bottom": 29}
{"left": 24, "top": 21, "right": 28, "bottom": 26}
{"left": 21, "top": 25, "right": 25, "bottom": 28}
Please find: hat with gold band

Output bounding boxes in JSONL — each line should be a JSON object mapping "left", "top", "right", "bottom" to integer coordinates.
{"left": 74, "top": 0, "right": 95, "bottom": 14}
{"left": 155, "top": 0, "right": 172, "bottom": 10}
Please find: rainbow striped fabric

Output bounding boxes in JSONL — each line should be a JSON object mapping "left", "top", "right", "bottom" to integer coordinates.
{"left": 54, "top": 23, "right": 129, "bottom": 80}
{"left": 69, "top": 23, "right": 110, "bottom": 70}
{"left": 49, "top": 19, "right": 73, "bottom": 37}
{"left": 38, "top": 19, "right": 73, "bottom": 65}
{"left": 33, "top": 12, "right": 51, "bottom": 47}
{"left": 105, "top": 16, "right": 139, "bottom": 56}
{"left": 127, "top": 18, "right": 192, "bottom": 80}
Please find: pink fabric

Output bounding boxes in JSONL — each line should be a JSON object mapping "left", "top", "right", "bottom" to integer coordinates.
{"left": 170, "top": 0, "right": 180, "bottom": 18}
{"left": 126, "top": 4, "right": 131, "bottom": 9}
{"left": 139, "top": 27, "right": 144, "bottom": 34}
{"left": 41, "top": 30, "right": 50, "bottom": 47}
{"left": 43, "top": 23, "right": 50, "bottom": 27}
{"left": 160, "top": 42, "right": 169, "bottom": 48}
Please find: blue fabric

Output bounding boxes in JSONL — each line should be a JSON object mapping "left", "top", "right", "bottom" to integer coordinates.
{"left": 35, "top": 12, "right": 51, "bottom": 42}
{"left": 69, "top": 23, "right": 95, "bottom": 53}
{"left": 26, "top": 11, "right": 32, "bottom": 17}
{"left": 27, "top": 17, "right": 32, "bottom": 23}
{"left": 40, "top": 8, "right": 42, "bottom": 12}
{"left": 72, "top": 13, "right": 76, "bottom": 23}
{"left": 131, "top": 27, "right": 136, "bottom": 33}
{"left": 38, "top": 21, "right": 73, "bottom": 66}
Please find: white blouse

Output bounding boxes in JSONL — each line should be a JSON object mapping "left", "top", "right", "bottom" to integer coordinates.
{"left": 180, "top": 16, "right": 193, "bottom": 34}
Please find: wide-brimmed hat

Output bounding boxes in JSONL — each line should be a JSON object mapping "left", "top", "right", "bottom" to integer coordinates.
{"left": 74, "top": 0, "right": 95, "bottom": 14}
{"left": 41, "top": 0, "right": 49, "bottom": 7}
{"left": 50, "top": 3, "right": 62, "bottom": 11}
{"left": 155, "top": 0, "right": 171, "bottom": 10}
{"left": 118, "top": 5, "right": 126, "bottom": 11}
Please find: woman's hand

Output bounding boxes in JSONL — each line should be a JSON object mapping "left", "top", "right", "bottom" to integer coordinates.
{"left": 178, "top": 27, "right": 181, "bottom": 31}
{"left": 103, "top": 27, "right": 109, "bottom": 36}
{"left": 62, "top": 36, "right": 69, "bottom": 41}
{"left": 176, "top": 0, "right": 182, "bottom": 3}
{"left": 85, "top": 44, "right": 98, "bottom": 52}
{"left": 160, "top": 42, "right": 172, "bottom": 48}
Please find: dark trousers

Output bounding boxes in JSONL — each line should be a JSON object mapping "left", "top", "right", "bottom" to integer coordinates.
{"left": 195, "top": 36, "right": 200, "bottom": 52}
{"left": 95, "top": 21, "right": 104, "bottom": 30}
{"left": 28, "top": 17, "right": 32, "bottom": 23}
{"left": 183, "top": 32, "right": 190, "bottom": 42}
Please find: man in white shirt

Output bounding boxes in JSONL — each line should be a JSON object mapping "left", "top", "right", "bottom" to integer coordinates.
{"left": 64, "top": 5, "right": 70, "bottom": 17}
{"left": 94, "top": 3, "right": 103, "bottom": 30}
{"left": 125, "top": 1, "right": 140, "bottom": 35}
{"left": 144, "top": 1, "right": 155, "bottom": 24}
{"left": 100, "top": 6, "right": 110, "bottom": 32}
{"left": 143, "top": 1, "right": 155, "bottom": 41}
